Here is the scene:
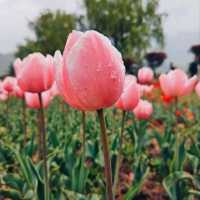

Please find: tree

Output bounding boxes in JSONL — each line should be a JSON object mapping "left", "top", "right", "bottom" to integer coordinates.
{"left": 15, "top": 10, "right": 77, "bottom": 58}
{"left": 81, "top": 0, "right": 164, "bottom": 62}
{"left": 16, "top": 1, "right": 164, "bottom": 63}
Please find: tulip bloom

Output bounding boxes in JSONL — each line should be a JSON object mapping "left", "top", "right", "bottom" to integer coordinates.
{"left": 25, "top": 91, "right": 52, "bottom": 109}
{"left": 55, "top": 30, "right": 125, "bottom": 111}
{"left": 0, "top": 93, "right": 8, "bottom": 101}
{"left": 133, "top": 100, "right": 153, "bottom": 120}
{"left": 139, "top": 84, "right": 154, "bottom": 96}
{"left": 3, "top": 77, "right": 25, "bottom": 100}
{"left": 115, "top": 75, "right": 140, "bottom": 111}
{"left": 15, "top": 53, "right": 55, "bottom": 200}
{"left": 3, "top": 77, "right": 25, "bottom": 98}
{"left": 195, "top": 81, "right": 200, "bottom": 97}
{"left": 49, "top": 82, "right": 60, "bottom": 97}
{"left": 11, "top": 80, "right": 24, "bottom": 99}
{"left": 16, "top": 53, "right": 55, "bottom": 93}
{"left": 2, "top": 76, "right": 17, "bottom": 94}
{"left": 13, "top": 58, "right": 22, "bottom": 77}
{"left": 55, "top": 30, "right": 125, "bottom": 200}
{"left": 162, "top": 95, "right": 174, "bottom": 104}
{"left": 114, "top": 74, "right": 140, "bottom": 193}
{"left": 159, "top": 69, "right": 197, "bottom": 97}
{"left": 0, "top": 81, "right": 8, "bottom": 101}
{"left": 138, "top": 67, "right": 154, "bottom": 84}
{"left": 153, "top": 81, "right": 160, "bottom": 89}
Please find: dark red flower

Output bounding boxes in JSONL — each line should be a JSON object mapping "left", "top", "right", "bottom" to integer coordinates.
{"left": 162, "top": 95, "right": 173, "bottom": 104}
{"left": 153, "top": 81, "right": 160, "bottom": 89}
{"left": 175, "top": 110, "right": 181, "bottom": 117}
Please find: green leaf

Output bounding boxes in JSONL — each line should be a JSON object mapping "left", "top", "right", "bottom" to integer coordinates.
{"left": 24, "top": 132, "right": 36, "bottom": 157}
{"left": 163, "top": 171, "right": 194, "bottom": 200}
{"left": 0, "top": 188, "right": 21, "bottom": 200}
{"left": 24, "top": 189, "right": 34, "bottom": 199}
{"left": 188, "top": 189, "right": 200, "bottom": 197}
{"left": 49, "top": 130, "right": 59, "bottom": 148}
{"left": 15, "top": 152, "right": 33, "bottom": 187}
{"left": 124, "top": 167, "right": 150, "bottom": 200}
{"left": 77, "top": 157, "right": 89, "bottom": 193}
{"left": 3, "top": 174, "right": 24, "bottom": 191}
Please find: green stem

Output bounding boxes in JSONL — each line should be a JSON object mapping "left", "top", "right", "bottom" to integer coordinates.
{"left": 78, "top": 111, "right": 87, "bottom": 193}
{"left": 175, "top": 132, "right": 180, "bottom": 171}
{"left": 174, "top": 97, "right": 178, "bottom": 112}
{"left": 97, "top": 109, "right": 113, "bottom": 200}
{"left": 61, "top": 98, "right": 65, "bottom": 113}
{"left": 113, "top": 110, "right": 126, "bottom": 194}
{"left": 6, "top": 95, "right": 9, "bottom": 130}
{"left": 37, "top": 110, "right": 42, "bottom": 160}
{"left": 82, "top": 111, "right": 86, "bottom": 157}
{"left": 38, "top": 93, "right": 49, "bottom": 200}
{"left": 61, "top": 98, "right": 68, "bottom": 130}
{"left": 22, "top": 98, "right": 27, "bottom": 145}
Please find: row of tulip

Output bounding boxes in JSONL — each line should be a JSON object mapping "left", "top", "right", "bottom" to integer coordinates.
{"left": 0, "top": 30, "right": 200, "bottom": 200}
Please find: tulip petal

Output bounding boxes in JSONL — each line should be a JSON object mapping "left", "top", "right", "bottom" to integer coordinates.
{"left": 65, "top": 30, "right": 125, "bottom": 110}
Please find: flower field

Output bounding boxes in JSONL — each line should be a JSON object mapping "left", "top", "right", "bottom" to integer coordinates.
{"left": 0, "top": 31, "right": 200, "bottom": 200}
{"left": 1, "top": 86, "right": 200, "bottom": 200}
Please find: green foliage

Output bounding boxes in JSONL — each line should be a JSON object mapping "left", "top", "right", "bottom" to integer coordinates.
{"left": 15, "top": 10, "right": 77, "bottom": 58}
{"left": 15, "top": 1, "right": 164, "bottom": 62}
{"left": 163, "top": 171, "right": 195, "bottom": 200}
{"left": 1, "top": 95, "right": 200, "bottom": 199}
{"left": 0, "top": 98, "right": 151, "bottom": 199}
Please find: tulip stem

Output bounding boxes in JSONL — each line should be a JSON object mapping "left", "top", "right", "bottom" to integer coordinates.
{"left": 82, "top": 111, "right": 86, "bottom": 157}
{"left": 22, "top": 98, "right": 27, "bottom": 145}
{"left": 61, "top": 98, "right": 67, "bottom": 130}
{"left": 6, "top": 95, "right": 9, "bottom": 130}
{"left": 37, "top": 111, "right": 42, "bottom": 159}
{"left": 113, "top": 110, "right": 126, "bottom": 194}
{"left": 38, "top": 93, "right": 49, "bottom": 200}
{"left": 174, "top": 97, "right": 178, "bottom": 112}
{"left": 97, "top": 109, "right": 113, "bottom": 200}
{"left": 79, "top": 111, "right": 86, "bottom": 193}
{"left": 61, "top": 98, "right": 65, "bottom": 113}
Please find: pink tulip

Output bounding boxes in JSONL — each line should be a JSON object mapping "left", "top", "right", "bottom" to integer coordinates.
{"left": 0, "top": 81, "right": 8, "bottom": 101}
{"left": 0, "top": 93, "right": 8, "bottom": 101}
{"left": 14, "top": 84, "right": 24, "bottom": 98}
{"left": 63, "top": 30, "right": 84, "bottom": 60}
{"left": 133, "top": 100, "right": 153, "bottom": 120}
{"left": 159, "top": 69, "right": 197, "bottom": 97}
{"left": 55, "top": 31, "right": 125, "bottom": 200}
{"left": 0, "top": 80, "right": 8, "bottom": 93}
{"left": 13, "top": 58, "right": 22, "bottom": 77}
{"left": 138, "top": 67, "right": 154, "bottom": 84}
{"left": 16, "top": 53, "right": 55, "bottom": 93}
{"left": 2, "top": 76, "right": 25, "bottom": 98}
{"left": 195, "top": 81, "right": 200, "bottom": 97}
{"left": 55, "top": 30, "right": 125, "bottom": 111}
{"left": 2, "top": 76, "right": 17, "bottom": 93}
{"left": 115, "top": 75, "right": 140, "bottom": 111}
{"left": 182, "top": 75, "right": 198, "bottom": 96}
{"left": 49, "top": 82, "right": 60, "bottom": 97}
{"left": 17, "top": 54, "right": 55, "bottom": 195}
{"left": 25, "top": 90, "right": 52, "bottom": 109}
{"left": 139, "top": 84, "right": 154, "bottom": 96}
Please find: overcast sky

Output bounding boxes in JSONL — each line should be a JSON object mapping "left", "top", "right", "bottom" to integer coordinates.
{"left": 0, "top": 0, "right": 199, "bottom": 68}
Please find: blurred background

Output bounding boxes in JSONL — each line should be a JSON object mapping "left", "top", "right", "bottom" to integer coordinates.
{"left": 0, "top": 0, "right": 199, "bottom": 77}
